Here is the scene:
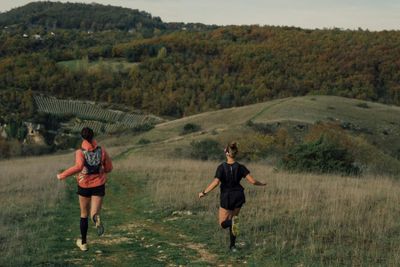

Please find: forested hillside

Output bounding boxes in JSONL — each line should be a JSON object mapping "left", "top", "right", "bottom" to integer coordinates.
{"left": 1, "top": 3, "right": 399, "bottom": 119}
{"left": 1, "top": 2, "right": 400, "bottom": 152}
{"left": 0, "top": 1, "right": 165, "bottom": 32}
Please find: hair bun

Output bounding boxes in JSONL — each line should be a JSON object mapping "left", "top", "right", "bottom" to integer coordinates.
{"left": 226, "top": 141, "right": 238, "bottom": 158}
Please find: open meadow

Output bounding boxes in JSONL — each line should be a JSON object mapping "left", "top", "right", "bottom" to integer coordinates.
{"left": 2, "top": 96, "right": 400, "bottom": 266}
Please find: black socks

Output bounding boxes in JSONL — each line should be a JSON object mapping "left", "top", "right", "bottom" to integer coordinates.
{"left": 221, "top": 220, "right": 236, "bottom": 248}
{"left": 80, "top": 217, "right": 88, "bottom": 244}
{"left": 229, "top": 226, "right": 236, "bottom": 248}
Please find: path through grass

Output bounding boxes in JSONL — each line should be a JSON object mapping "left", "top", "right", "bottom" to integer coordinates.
{"left": 44, "top": 169, "right": 229, "bottom": 266}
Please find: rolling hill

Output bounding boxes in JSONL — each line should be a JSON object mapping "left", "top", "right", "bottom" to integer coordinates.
{"left": 0, "top": 1, "right": 165, "bottom": 31}
{"left": 3, "top": 95, "right": 400, "bottom": 266}
{"left": 102, "top": 95, "right": 400, "bottom": 175}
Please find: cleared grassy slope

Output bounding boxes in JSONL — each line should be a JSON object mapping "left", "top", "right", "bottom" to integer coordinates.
{"left": 107, "top": 96, "right": 400, "bottom": 162}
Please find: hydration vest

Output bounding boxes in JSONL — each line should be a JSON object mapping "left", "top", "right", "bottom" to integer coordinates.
{"left": 82, "top": 146, "right": 102, "bottom": 174}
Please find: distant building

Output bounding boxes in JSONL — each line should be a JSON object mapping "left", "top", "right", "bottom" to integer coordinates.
{"left": 23, "top": 33, "right": 28, "bottom": 38}
{"left": 33, "top": 34, "right": 41, "bottom": 40}
{"left": 24, "top": 122, "right": 46, "bottom": 145}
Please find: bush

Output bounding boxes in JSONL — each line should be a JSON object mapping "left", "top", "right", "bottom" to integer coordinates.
{"left": 236, "top": 133, "right": 275, "bottom": 161}
{"left": 181, "top": 123, "right": 201, "bottom": 135}
{"left": 281, "top": 136, "right": 360, "bottom": 175}
{"left": 132, "top": 123, "right": 155, "bottom": 133}
{"left": 356, "top": 102, "right": 370, "bottom": 109}
{"left": 54, "top": 134, "right": 81, "bottom": 150}
{"left": 137, "top": 138, "right": 151, "bottom": 145}
{"left": 22, "top": 144, "right": 53, "bottom": 156}
{"left": 190, "top": 139, "right": 223, "bottom": 161}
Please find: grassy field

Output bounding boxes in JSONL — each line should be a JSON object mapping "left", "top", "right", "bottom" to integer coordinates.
{"left": 3, "top": 142, "right": 400, "bottom": 266}
{"left": 2, "top": 95, "right": 400, "bottom": 266}
{"left": 0, "top": 154, "right": 67, "bottom": 265}
{"left": 57, "top": 58, "right": 139, "bottom": 73}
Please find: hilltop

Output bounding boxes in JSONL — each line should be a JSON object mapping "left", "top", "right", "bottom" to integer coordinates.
{"left": 0, "top": 1, "right": 164, "bottom": 31}
{"left": 0, "top": 2, "right": 214, "bottom": 32}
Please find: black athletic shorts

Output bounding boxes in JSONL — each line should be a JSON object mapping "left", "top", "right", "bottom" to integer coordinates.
{"left": 220, "top": 190, "right": 245, "bottom": 210}
{"left": 77, "top": 184, "right": 105, "bottom": 197}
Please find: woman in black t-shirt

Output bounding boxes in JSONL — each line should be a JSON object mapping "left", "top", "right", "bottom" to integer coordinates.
{"left": 198, "top": 142, "right": 266, "bottom": 251}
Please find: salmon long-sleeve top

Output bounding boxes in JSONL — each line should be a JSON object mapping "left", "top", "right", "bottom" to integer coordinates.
{"left": 58, "top": 139, "right": 113, "bottom": 188}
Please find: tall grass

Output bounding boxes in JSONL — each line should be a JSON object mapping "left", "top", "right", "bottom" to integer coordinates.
{"left": 0, "top": 154, "right": 69, "bottom": 265}
{"left": 118, "top": 154, "right": 400, "bottom": 265}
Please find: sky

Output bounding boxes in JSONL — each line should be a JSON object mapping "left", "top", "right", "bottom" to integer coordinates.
{"left": 1, "top": 0, "right": 399, "bottom": 31}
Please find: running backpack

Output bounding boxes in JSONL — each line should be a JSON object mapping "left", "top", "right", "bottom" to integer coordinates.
{"left": 82, "top": 146, "right": 102, "bottom": 174}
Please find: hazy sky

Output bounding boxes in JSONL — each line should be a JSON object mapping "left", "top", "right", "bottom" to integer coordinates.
{"left": 1, "top": 0, "right": 399, "bottom": 31}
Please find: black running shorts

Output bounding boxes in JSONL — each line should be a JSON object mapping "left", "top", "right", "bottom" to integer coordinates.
{"left": 77, "top": 184, "right": 105, "bottom": 197}
{"left": 220, "top": 190, "right": 245, "bottom": 210}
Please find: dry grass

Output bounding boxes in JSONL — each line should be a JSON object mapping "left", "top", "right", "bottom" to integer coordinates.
{"left": 117, "top": 153, "right": 400, "bottom": 265}
{"left": 0, "top": 145, "right": 124, "bottom": 265}
{"left": 0, "top": 154, "right": 68, "bottom": 265}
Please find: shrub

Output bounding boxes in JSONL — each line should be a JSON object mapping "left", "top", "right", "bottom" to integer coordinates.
{"left": 132, "top": 123, "right": 154, "bottom": 132}
{"left": 137, "top": 138, "right": 151, "bottom": 145}
{"left": 21, "top": 144, "right": 52, "bottom": 156}
{"left": 54, "top": 134, "right": 81, "bottom": 150}
{"left": 356, "top": 102, "right": 370, "bottom": 109}
{"left": 281, "top": 136, "right": 360, "bottom": 175}
{"left": 190, "top": 139, "right": 223, "bottom": 161}
{"left": 236, "top": 133, "right": 275, "bottom": 160}
{"left": 181, "top": 123, "right": 201, "bottom": 135}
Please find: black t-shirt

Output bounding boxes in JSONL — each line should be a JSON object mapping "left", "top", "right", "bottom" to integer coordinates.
{"left": 215, "top": 162, "right": 250, "bottom": 192}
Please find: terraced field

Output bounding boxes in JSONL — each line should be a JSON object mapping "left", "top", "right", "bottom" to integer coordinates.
{"left": 34, "top": 95, "right": 163, "bottom": 133}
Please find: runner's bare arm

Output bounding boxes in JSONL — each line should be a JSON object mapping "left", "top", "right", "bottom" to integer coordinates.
{"left": 102, "top": 149, "right": 113, "bottom": 173}
{"left": 245, "top": 174, "right": 266, "bottom": 186}
{"left": 198, "top": 178, "right": 220, "bottom": 198}
{"left": 57, "top": 150, "right": 85, "bottom": 180}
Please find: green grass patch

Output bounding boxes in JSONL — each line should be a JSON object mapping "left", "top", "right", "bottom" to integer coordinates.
{"left": 57, "top": 58, "right": 139, "bottom": 72}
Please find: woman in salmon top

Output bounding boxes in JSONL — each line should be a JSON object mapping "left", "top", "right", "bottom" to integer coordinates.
{"left": 57, "top": 127, "right": 113, "bottom": 251}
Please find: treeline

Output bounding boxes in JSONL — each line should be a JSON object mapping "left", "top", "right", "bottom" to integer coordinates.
{"left": 0, "top": 1, "right": 164, "bottom": 32}
{"left": 0, "top": 2, "right": 215, "bottom": 34}
{"left": 1, "top": 3, "right": 400, "bottom": 119}
{"left": 111, "top": 27, "right": 400, "bottom": 116}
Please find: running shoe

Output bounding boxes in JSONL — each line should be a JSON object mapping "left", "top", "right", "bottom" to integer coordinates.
{"left": 76, "top": 238, "right": 88, "bottom": 251}
{"left": 231, "top": 216, "right": 240, "bottom": 236}
{"left": 93, "top": 214, "right": 104, "bottom": 236}
{"left": 229, "top": 246, "right": 238, "bottom": 253}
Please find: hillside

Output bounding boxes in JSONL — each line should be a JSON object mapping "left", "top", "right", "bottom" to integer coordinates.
{"left": 0, "top": 1, "right": 165, "bottom": 31}
{"left": 105, "top": 95, "right": 400, "bottom": 175}
{"left": 3, "top": 96, "right": 400, "bottom": 266}
{"left": 1, "top": 2, "right": 400, "bottom": 121}
{"left": 0, "top": 2, "right": 214, "bottom": 32}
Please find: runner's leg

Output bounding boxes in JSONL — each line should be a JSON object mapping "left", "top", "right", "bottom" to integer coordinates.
{"left": 79, "top": 196, "right": 91, "bottom": 244}
{"left": 219, "top": 207, "right": 232, "bottom": 227}
{"left": 91, "top": 196, "right": 104, "bottom": 235}
{"left": 90, "top": 196, "right": 103, "bottom": 219}
{"left": 230, "top": 208, "right": 241, "bottom": 248}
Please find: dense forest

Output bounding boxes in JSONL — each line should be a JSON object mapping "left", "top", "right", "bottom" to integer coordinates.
{"left": 1, "top": 2, "right": 400, "bottom": 119}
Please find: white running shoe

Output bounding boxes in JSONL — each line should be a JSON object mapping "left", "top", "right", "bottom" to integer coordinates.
{"left": 232, "top": 216, "right": 240, "bottom": 237}
{"left": 76, "top": 238, "right": 88, "bottom": 251}
{"left": 229, "top": 246, "right": 238, "bottom": 253}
